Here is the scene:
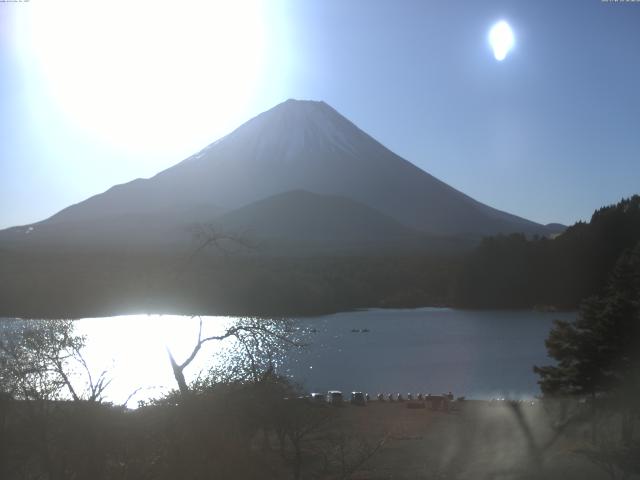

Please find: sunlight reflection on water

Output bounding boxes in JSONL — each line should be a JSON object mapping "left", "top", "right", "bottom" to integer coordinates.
{"left": 7, "top": 308, "right": 575, "bottom": 408}
{"left": 74, "top": 315, "right": 236, "bottom": 407}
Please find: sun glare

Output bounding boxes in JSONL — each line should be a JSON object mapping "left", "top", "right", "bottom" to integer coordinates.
{"left": 24, "top": 0, "right": 266, "bottom": 154}
{"left": 489, "top": 20, "right": 514, "bottom": 61}
{"left": 75, "top": 315, "right": 235, "bottom": 407}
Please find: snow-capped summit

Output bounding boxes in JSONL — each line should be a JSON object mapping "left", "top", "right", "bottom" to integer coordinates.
{"left": 187, "top": 99, "right": 368, "bottom": 167}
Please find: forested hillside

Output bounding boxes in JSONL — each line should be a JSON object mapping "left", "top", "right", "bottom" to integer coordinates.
{"left": 454, "top": 196, "right": 640, "bottom": 309}
{"left": 1, "top": 197, "right": 637, "bottom": 319}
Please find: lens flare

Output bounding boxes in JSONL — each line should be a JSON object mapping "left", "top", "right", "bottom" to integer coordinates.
{"left": 489, "top": 21, "right": 515, "bottom": 61}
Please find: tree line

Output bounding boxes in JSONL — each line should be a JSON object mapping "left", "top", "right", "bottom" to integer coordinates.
{"left": 455, "top": 195, "right": 640, "bottom": 309}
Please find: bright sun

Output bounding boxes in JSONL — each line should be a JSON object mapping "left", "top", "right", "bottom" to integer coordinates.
{"left": 489, "top": 21, "right": 515, "bottom": 62}
{"left": 24, "top": 0, "right": 266, "bottom": 154}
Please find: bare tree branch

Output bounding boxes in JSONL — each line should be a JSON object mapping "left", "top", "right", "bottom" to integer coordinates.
{"left": 187, "top": 223, "right": 259, "bottom": 264}
{"left": 166, "top": 317, "right": 304, "bottom": 396}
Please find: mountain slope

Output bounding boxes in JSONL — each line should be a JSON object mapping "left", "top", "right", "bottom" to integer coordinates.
{"left": 214, "top": 189, "right": 432, "bottom": 251}
{"left": 3, "top": 99, "right": 558, "bottom": 246}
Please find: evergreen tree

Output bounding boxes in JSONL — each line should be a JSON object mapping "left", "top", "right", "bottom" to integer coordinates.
{"left": 534, "top": 242, "right": 640, "bottom": 399}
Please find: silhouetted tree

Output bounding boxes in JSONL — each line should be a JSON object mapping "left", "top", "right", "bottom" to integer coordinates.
{"left": 274, "top": 398, "right": 333, "bottom": 480}
{"left": 535, "top": 243, "right": 640, "bottom": 396}
{"left": 166, "top": 317, "right": 302, "bottom": 396}
{"left": 0, "top": 319, "right": 91, "bottom": 402}
{"left": 317, "top": 430, "right": 388, "bottom": 480}
{"left": 0, "top": 320, "right": 119, "bottom": 479}
{"left": 535, "top": 242, "right": 640, "bottom": 445}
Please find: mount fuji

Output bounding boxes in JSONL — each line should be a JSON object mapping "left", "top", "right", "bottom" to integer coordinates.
{"left": 1, "top": 99, "right": 561, "bottom": 251}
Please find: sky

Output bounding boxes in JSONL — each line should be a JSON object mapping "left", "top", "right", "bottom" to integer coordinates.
{"left": 0, "top": 0, "right": 639, "bottom": 229}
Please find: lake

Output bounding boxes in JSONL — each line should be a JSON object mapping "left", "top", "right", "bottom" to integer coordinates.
{"left": 2, "top": 308, "right": 575, "bottom": 407}
{"left": 288, "top": 308, "right": 575, "bottom": 400}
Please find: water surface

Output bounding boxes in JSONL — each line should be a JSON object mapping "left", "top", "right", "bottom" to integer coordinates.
{"left": 289, "top": 308, "right": 575, "bottom": 399}
{"left": 3, "top": 308, "right": 575, "bottom": 406}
